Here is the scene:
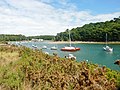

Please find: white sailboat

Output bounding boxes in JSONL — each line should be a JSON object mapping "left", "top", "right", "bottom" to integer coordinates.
{"left": 66, "top": 54, "right": 76, "bottom": 60}
{"left": 32, "top": 44, "right": 37, "bottom": 48}
{"left": 51, "top": 46, "right": 57, "bottom": 50}
{"left": 61, "top": 30, "right": 80, "bottom": 51}
{"left": 103, "top": 33, "right": 113, "bottom": 52}
{"left": 42, "top": 45, "right": 47, "bottom": 49}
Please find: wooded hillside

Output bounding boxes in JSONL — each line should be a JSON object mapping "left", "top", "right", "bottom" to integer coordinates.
{"left": 55, "top": 17, "right": 120, "bottom": 41}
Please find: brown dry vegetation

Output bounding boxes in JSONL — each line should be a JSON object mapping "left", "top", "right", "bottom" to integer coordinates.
{"left": 0, "top": 45, "right": 20, "bottom": 66}
{"left": 0, "top": 51, "right": 19, "bottom": 66}
{"left": 0, "top": 45, "right": 120, "bottom": 90}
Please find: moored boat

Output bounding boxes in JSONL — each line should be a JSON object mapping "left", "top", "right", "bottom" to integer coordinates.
{"left": 65, "top": 54, "right": 76, "bottom": 60}
{"left": 103, "top": 45, "right": 113, "bottom": 52}
{"left": 61, "top": 30, "right": 80, "bottom": 52}
{"left": 32, "top": 44, "right": 37, "bottom": 48}
{"left": 61, "top": 46, "right": 80, "bottom": 51}
{"left": 42, "top": 45, "right": 47, "bottom": 49}
{"left": 103, "top": 33, "right": 113, "bottom": 52}
{"left": 51, "top": 46, "right": 57, "bottom": 50}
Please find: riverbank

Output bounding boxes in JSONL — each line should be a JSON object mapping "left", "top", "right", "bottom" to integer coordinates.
{"left": 49, "top": 41, "right": 120, "bottom": 44}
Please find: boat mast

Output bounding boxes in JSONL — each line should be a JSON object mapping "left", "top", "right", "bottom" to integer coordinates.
{"left": 106, "top": 33, "right": 107, "bottom": 46}
{"left": 69, "top": 30, "right": 71, "bottom": 47}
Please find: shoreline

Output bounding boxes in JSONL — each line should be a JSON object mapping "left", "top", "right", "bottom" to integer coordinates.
{"left": 49, "top": 41, "right": 120, "bottom": 44}
{"left": 1, "top": 41, "right": 120, "bottom": 44}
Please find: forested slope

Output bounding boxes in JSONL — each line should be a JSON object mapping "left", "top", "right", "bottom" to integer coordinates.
{"left": 55, "top": 17, "right": 120, "bottom": 41}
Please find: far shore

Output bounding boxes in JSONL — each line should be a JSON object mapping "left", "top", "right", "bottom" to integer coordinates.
{"left": 1, "top": 41, "right": 120, "bottom": 45}
{"left": 49, "top": 41, "right": 120, "bottom": 44}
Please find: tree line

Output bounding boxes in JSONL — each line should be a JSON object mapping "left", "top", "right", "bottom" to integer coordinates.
{"left": 0, "top": 34, "right": 55, "bottom": 41}
{"left": 55, "top": 16, "right": 120, "bottom": 42}
{"left": 28, "top": 35, "right": 54, "bottom": 40}
{"left": 0, "top": 34, "right": 26, "bottom": 41}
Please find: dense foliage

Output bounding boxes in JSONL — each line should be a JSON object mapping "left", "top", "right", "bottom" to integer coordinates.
{"left": 0, "top": 45, "right": 120, "bottom": 90}
{"left": 27, "top": 35, "right": 55, "bottom": 40}
{"left": 0, "top": 34, "right": 54, "bottom": 41}
{"left": 0, "top": 34, "right": 26, "bottom": 41}
{"left": 55, "top": 17, "right": 120, "bottom": 41}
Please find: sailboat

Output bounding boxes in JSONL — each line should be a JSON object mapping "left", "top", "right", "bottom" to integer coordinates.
{"left": 103, "top": 33, "right": 113, "bottom": 52}
{"left": 51, "top": 46, "right": 57, "bottom": 50}
{"left": 42, "top": 45, "right": 47, "bottom": 49}
{"left": 66, "top": 54, "right": 76, "bottom": 60}
{"left": 32, "top": 44, "right": 37, "bottom": 48}
{"left": 61, "top": 30, "right": 80, "bottom": 51}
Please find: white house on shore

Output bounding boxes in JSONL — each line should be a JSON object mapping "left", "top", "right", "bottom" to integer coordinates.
{"left": 31, "top": 39, "right": 43, "bottom": 42}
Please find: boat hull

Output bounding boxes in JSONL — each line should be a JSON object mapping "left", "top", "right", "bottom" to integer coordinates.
{"left": 61, "top": 47, "right": 80, "bottom": 52}
{"left": 42, "top": 46, "right": 47, "bottom": 49}
{"left": 51, "top": 46, "right": 57, "bottom": 50}
{"left": 51, "top": 48, "right": 57, "bottom": 50}
{"left": 103, "top": 46, "right": 113, "bottom": 52}
{"left": 66, "top": 54, "right": 76, "bottom": 60}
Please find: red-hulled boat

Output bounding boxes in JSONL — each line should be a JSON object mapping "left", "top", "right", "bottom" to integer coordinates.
{"left": 61, "top": 46, "right": 80, "bottom": 51}
{"left": 61, "top": 30, "right": 80, "bottom": 52}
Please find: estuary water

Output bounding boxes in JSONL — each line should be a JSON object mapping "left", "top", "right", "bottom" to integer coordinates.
{"left": 14, "top": 41, "right": 120, "bottom": 71}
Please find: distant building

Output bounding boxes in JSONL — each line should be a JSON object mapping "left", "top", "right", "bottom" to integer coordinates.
{"left": 31, "top": 39, "right": 43, "bottom": 42}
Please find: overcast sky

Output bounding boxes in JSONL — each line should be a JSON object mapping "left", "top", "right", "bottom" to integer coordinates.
{"left": 0, "top": 0, "right": 120, "bottom": 36}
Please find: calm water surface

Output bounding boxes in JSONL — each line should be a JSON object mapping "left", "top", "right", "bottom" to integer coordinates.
{"left": 14, "top": 41, "right": 120, "bottom": 71}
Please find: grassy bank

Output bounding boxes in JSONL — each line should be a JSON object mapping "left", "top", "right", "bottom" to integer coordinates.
{"left": 0, "top": 45, "right": 120, "bottom": 90}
